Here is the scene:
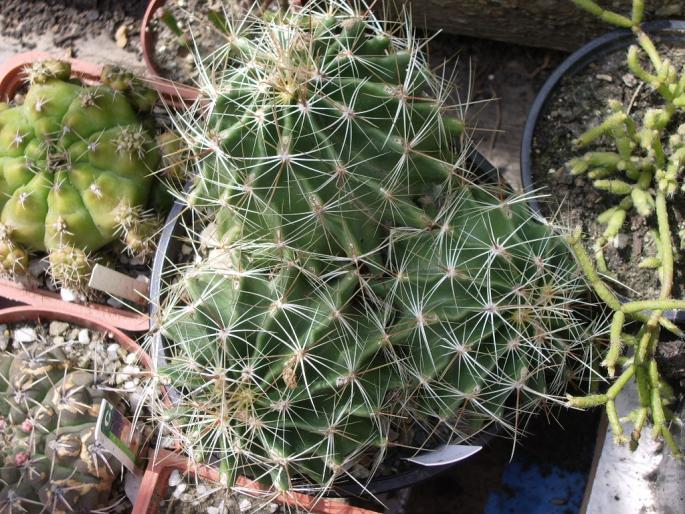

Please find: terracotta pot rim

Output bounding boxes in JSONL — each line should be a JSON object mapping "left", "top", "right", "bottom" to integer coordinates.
{"left": 140, "top": 0, "right": 201, "bottom": 107}
{"left": 133, "top": 449, "right": 380, "bottom": 514}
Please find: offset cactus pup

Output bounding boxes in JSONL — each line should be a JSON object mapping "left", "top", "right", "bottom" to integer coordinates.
{"left": 0, "top": 53, "right": 182, "bottom": 331}
{"left": 0, "top": 306, "right": 155, "bottom": 514}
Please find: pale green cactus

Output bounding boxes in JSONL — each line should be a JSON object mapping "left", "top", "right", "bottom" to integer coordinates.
{"left": 564, "top": 0, "right": 685, "bottom": 455}
{"left": 0, "top": 59, "right": 160, "bottom": 288}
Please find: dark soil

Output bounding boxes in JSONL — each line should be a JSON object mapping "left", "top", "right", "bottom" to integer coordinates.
{"left": 146, "top": 0, "right": 240, "bottom": 84}
{"left": 0, "top": 0, "right": 147, "bottom": 54}
{"left": 531, "top": 38, "right": 685, "bottom": 301}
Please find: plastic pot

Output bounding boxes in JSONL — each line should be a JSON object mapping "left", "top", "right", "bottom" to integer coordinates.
{"left": 520, "top": 20, "right": 685, "bottom": 323}
{"left": 146, "top": 149, "right": 497, "bottom": 496}
{"left": 133, "top": 449, "right": 380, "bottom": 514}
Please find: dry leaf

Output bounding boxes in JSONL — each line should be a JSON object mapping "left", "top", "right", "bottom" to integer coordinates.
{"left": 115, "top": 24, "right": 128, "bottom": 48}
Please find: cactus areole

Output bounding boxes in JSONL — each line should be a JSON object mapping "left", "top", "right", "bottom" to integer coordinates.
{"left": 0, "top": 59, "right": 159, "bottom": 282}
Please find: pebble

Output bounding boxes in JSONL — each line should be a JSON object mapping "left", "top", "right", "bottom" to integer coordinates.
{"left": 181, "top": 244, "right": 193, "bottom": 256}
{"left": 595, "top": 73, "right": 613, "bottom": 82}
{"left": 613, "top": 233, "right": 629, "bottom": 249}
{"left": 124, "top": 381, "right": 136, "bottom": 390}
{"left": 49, "top": 321, "right": 69, "bottom": 337}
{"left": 169, "top": 469, "right": 183, "bottom": 487}
{"left": 13, "top": 327, "right": 36, "bottom": 343}
{"left": 239, "top": 498, "right": 252, "bottom": 512}
{"left": 78, "top": 329, "right": 90, "bottom": 344}
{"left": 125, "top": 353, "right": 138, "bottom": 365}
{"left": 28, "top": 259, "right": 48, "bottom": 277}
{"left": 173, "top": 482, "right": 188, "bottom": 498}
{"left": 107, "top": 343, "right": 120, "bottom": 355}
{"left": 60, "top": 287, "right": 79, "bottom": 303}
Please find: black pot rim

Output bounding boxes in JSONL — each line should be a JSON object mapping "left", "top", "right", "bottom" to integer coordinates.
{"left": 147, "top": 149, "right": 497, "bottom": 496}
{"left": 520, "top": 19, "right": 685, "bottom": 323}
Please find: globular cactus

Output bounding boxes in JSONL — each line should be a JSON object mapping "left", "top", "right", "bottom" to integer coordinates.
{"left": 0, "top": 343, "right": 121, "bottom": 513}
{"left": 159, "top": 242, "right": 397, "bottom": 491}
{"left": 155, "top": 0, "right": 601, "bottom": 493}
{"left": 383, "top": 186, "right": 598, "bottom": 442}
{"left": 179, "top": 0, "right": 462, "bottom": 256}
{"left": 0, "top": 59, "right": 160, "bottom": 289}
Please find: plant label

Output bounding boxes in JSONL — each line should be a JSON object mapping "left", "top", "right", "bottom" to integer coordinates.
{"left": 404, "top": 444, "right": 483, "bottom": 467}
{"left": 88, "top": 264, "right": 149, "bottom": 304}
{"left": 95, "top": 399, "right": 146, "bottom": 473}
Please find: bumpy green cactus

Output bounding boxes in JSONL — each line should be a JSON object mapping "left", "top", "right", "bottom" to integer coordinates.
{"left": 0, "top": 343, "right": 120, "bottom": 513}
{"left": 155, "top": 1, "right": 600, "bottom": 493}
{"left": 0, "top": 59, "right": 160, "bottom": 288}
{"left": 567, "top": 0, "right": 685, "bottom": 456}
{"left": 384, "top": 186, "right": 596, "bottom": 440}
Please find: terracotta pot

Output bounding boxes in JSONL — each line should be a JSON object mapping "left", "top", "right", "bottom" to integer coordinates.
{"left": 132, "top": 449, "right": 380, "bottom": 514}
{"left": 0, "top": 305, "right": 152, "bottom": 366}
{"left": 139, "top": 0, "right": 205, "bottom": 106}
{"left": 0, "top": 51, "right": 174, "bottom": 332}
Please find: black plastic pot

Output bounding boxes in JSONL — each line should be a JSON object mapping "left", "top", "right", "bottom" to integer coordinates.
{"left": 520, "top": 19, "right": 685, "bottom": 324}
{"left": 147, "top": 149, "right": 497, "bottom": 496}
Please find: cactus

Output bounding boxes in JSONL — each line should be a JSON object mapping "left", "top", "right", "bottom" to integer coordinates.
{"left": 0, "top": 341, "right": 121, "bottom": 513}
{"left": 383, "top": 186, "right": 599, "bottom": 442}
{"left": 153, "top": 1, "right": 604, "bottom": 493}
{"left": 181, "top": 0, "right": 462, "bottom": 256}
{"left": 0, "top": 59, "right": 160, "bottom": 289}
{"left": 564, "top": 0, "right": 685, "bottom": 456}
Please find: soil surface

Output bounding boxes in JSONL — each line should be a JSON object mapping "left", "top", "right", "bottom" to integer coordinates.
{"left": 0, "top": 0, "right": 147, "bottom": 54}
{"left": 531, "top": 39, "right": 685, "bottom": 300}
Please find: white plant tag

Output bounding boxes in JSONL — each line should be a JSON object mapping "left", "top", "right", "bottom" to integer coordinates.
{"left": 403, "top": 444, "right": 482, "bottom": 467}
{"left": 88, "top": 264, "right": 149, "bottom": 304}
{"left": 95, "top": 399, "right": 145, "bottom": 473}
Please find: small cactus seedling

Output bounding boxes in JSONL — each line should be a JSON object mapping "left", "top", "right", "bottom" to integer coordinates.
{"left": 0, "top": 338, "right": 122, "bottom": 513}
{"left": 564, "top": 0, "right": 685, "bottom": 455}
{"left": 0, "top": 60, "right": 160, "bottom": 291}
{"left": 154, "top": 0, "right": 603, "bottom": 493}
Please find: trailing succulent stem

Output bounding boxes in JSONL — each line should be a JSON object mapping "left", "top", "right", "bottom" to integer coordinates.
{"left": 567, "top": 0, "right": 684, "bottom": 455}
{"left": 0, "top": 60, "right": 160, "bottom": 292}
{"left": 155, "top": 0, "right": 604, "bottom": 493}
{"left": 0, "top": 332, "right": 122, "bottom": 513}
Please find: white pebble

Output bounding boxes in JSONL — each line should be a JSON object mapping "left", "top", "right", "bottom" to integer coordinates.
{"left": 49, "top": 321, "right": 69, "bottom": 337}
{"left": 125, "top": 353, "right": 138, "bottom": 364}
{"left": 60, "top": 288, "right": 80, "bottom": 303}
{"left": 206, "top": 508, "right": 220, "bottom": 514}
{"left": 239, "top": 498, "right": 251, "bottom": 512}
{"left": 173, "top": 482, "right": 187, "bottom": 498}
{"left": 107, "top": 343, "right": 120, "bottom": 355}
{"left": 612, "top": 233, "right": 629, "bottom": 249}
{"left": 181, "top": 244, "right": 192, "bottom": 256}
{"left": 13, "top": 327, "right": 36, "bottom": 343}
{"left": 266, "top": 503, "right": 279, "bottom": 513}
{"left": 78, "top": 329, "right": 90, "bottom": 344}
{"left": 124, "top": 381, "right": 136, "bottom": 390}
{"left": 168, "top": 469, "right": 182, "bottom": 487}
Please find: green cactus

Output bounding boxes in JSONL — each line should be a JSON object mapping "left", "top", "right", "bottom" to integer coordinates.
{"left": 0, "top": 59, "right": 160, "bottom": 288}
{"left": 383, "top": 186, "right": 597, "bottom": 441}
{"left": 0, "top": 341, "right": 121, "bottom": 513}
{"left": 182, "top": 0, "right": 462, "bottom": 256}
{"left": 566, "top": 0, "right": 685, "bottom": 456}
{"left": 154, "top": 1, "right": 602, "bottom": 493}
